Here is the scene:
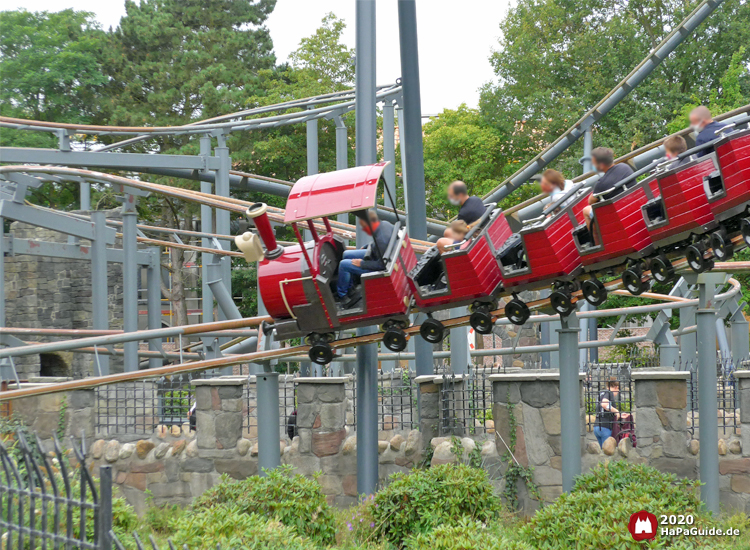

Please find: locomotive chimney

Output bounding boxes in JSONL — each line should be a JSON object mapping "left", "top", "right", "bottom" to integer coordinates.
{"left": 244, "top": 203, "right": 284, "bottom": 259}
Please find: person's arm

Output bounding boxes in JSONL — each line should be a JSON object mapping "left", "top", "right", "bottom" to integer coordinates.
{"left": 600, "top": 397, "right": 619, "bottom": 414}
{"left": 359, "top": 258, "right": 383, "bottom": 271}
{"left": 588, "top": 192, "right": 599, "bottom": 206}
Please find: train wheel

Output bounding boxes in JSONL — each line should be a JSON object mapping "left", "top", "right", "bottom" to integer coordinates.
{"left": 420, "top": 318, "right": 446, "bottom": 343}
{"left": 582, "top": 279, "right": 607, "bottom": 306}
{"left": 506, "top": 299, "right": 530, "bottom": 325}
{"left": 470, "top": 307, "right": 494, "bottom": 334}
{"left": 622, "top": 268, "right": 648, "bottom": 296}
{"left": 309, "top": 342, "right": 334, "bottom": 365}
{"left": 741, "top": 218, "right": 750, "bottom": 246}
{"left": 383, "top": 328, "right": 408, "bottom": 352}
{"left": 710, "top": 229, "right": 734, "bottom": 261}
{"left": 650, "top": 255, "right": 675, "bottom": 283}
{"left": 686, "top": 243, "right": 714, "bottom": 273}
{"left": 550, "top": 290, "right": 574, "bottom": 316}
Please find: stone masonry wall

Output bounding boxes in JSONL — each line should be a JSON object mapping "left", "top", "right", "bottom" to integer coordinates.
{"left": 4, "top": 211, "right": 125, "bottom": 378}
{"left": 11, "top": 369, "right": 749, "bottom": 515}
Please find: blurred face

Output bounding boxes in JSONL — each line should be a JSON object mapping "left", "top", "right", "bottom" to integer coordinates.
{"left": 447, "top": 186, "right": 461, "bottom": 206}
{"left": 540, "top": 176, "right": 554, "bottom": 194}
{"left": 689, "top": 112, "right": 706, "bottom": 133}
{"left": 593, "top": 159, "right": 609, "bottom": 174}
{"left": 665, "top": 148, "right": 677, "bottom": 160}
{"left": 610, "top": 384, "right": 620, "bottom": 396}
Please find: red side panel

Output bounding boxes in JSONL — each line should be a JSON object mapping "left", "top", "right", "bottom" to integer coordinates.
{"left": 648, "top": 158, "right": 716, "bottom": 244}
{"left": 504, "top": 214, "right": 581, "bottom": 288}
{"left": 486, "top": 212, "right": 514, "bottom": 251}
{"left": 339, "top": 234, "right": 414, "bottom": 324}
{"left": 582, "top": 186, "right": 652, "bottom": 267}
{"left": 258, "top": 245, "right": 308, "bottom": 320}
{"left": 712, "top": 133, "right": 750, "bottom": 218}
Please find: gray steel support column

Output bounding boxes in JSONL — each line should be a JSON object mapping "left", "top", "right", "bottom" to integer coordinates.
{"left": 307, "top": 115, "right": 319, "bottom": 176}
{"left": 716, "top": 318, "right": 731, "bottom": 361}
{"left": 122, "top": 196, "right": 139, "bottom": 371}
{"left": 731, "top": 312, "right": 749, "bottom": 361}
{"left": 200, "top": 137, "right": 214, "bottom": 327}
{"left": 334, "top": 115, "right": 349, "bottom": 231}
{"left": 450, "top": 307, "right": 470, "bottom": 374}
{"left": 91, "top": 211, "right": 110, "bottom": 375}
{"left": 207, "top": 279, "right": 242, "bottom": 320}
{"left": 660, "top": 344, "right": 679, "bottom": 369}
{"left": 214, "top": 133, "right": 232, "bottom": 317}
{"left": 396, "top": 105, "right": 407, "bottom": 186}
{"left": 256, "top": 371, "right": 281, "bottom": 474}
{"left": 355, "top": 0, "right": 379, "bottom": 496}
{"left": 398, "top": 0, "right": 434, "bottom": 378}
{"left": 578, "top": 129, "right": 596, "bottom": 364}
{"left": 147, "top": 248, "right": 162, "bottom": 369}
{"left": 697, "top": 304, "right": 719, "bottom": 512}
{"left": 680, "top": 306, "right": 697, "bottom": 365}
{"left": 558, "top": 314, "right": 581, "bottom": 492}
{"left": 80, "top": 182, "right": 91, "bottom": 211}
{"left": 382, "top": 100, "right": 397, "bottom": 206}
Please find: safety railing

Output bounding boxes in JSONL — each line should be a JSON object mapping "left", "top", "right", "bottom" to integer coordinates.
{"left": 0, "top": 430, "right": 112, "bottom": 550}
{"left": 686, "top": 357, "right": 742, "bottom": 437}
{"left": 347, "top": 369, "right": 418, "bottom": 433}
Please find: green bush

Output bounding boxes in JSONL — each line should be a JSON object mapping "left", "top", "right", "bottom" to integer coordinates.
{"left": 520, "top": 460, "right": 745, "bottom": 549}
{"left": 171, "top": 506, "right": 317, "bottom": 550}
{"left": 369, "top": 463, "right": 501, "bottom": 547}
{"left": 192, "top": 465, "right": 336, "bottom": 545}
{"left": 406, "top": 517, "right": 532, "bottom": 550}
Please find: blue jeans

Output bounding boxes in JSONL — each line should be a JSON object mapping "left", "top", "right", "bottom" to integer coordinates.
{"left": 594, "top": 425, "right": 612, "bottom": 448}
{"left": 337, "top": 249, "right": 369, "bottom": 297}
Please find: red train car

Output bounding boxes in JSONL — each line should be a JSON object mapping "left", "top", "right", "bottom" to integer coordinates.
{"left": 407, "top": 204, "right": 512, "bottom": 341}
{"left": 498, "top": 184, "right": 588, "bottom": 318}
{"left": 247, "top": 163, "right": 417, "bottom": 364}
{"left": 640, "top": 154, "right": 720, "bottom": 279}
{"left": 571, "top": 171, "right": 656, "bottom": 296}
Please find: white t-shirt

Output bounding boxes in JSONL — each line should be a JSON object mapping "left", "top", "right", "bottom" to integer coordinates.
{"left": 544, "top": 179, "right": 576, "bottom": 210}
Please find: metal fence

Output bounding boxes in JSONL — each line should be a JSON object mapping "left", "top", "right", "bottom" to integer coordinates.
{"left": 95, "top": 374, "right": 196, "bottom": 436}
{"left": 0, "top": 430, "right": 112, "bottom": 550}
{"left": 347, "top": 369, "right": 418, "bottom": 432}
{"left": 437, "top": 365, "right": 504, "bottom": 437}
{"left": 584, "top": 363, "right": 634, "bottom": 437}
{"left": 686, "top": 358, "right": 740, "bottom": 436}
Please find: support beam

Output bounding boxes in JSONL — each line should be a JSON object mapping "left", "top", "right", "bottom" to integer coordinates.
{"left": 146, "top": 248, "right": 163, "bottom": 370}
{"left": 256, "top": 372, "right": 281, "bottom": 474}
{"left": 91, "top": 211, "right": 110, "bottom": 376}
{"left": 398, "top": 0, "right": 434, "bottom": 379}
{"left": 730, "top": 309, "right": 749, "bottom": 361}
{"left": 355, "top": 0, "right": 379, "bottom": 497}
{"left": 558, "top": 313, "right": 581, "bottom": 492}
{"left": 697, "top": 305, "right": 719, "bottom": 512}
{"left": 0, "top": 147, "right": 221, "bottom": 170}
{"left": 122, "top": 194, "right": 139, "bottom": 371}
{"left": 450, "top": 307, "right": 470, "bottom": 375}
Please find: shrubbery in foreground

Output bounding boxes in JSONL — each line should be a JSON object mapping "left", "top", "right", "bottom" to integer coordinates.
{"left": 191, "top": 465, "right": 336, "bottom": 545}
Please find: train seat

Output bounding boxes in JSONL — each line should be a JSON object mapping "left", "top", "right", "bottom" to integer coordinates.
{"left": 497, "top": 233, "right": 527, "bottom": 271}
{"left": 643, "top": 197, "right": 666, "bottom": 225}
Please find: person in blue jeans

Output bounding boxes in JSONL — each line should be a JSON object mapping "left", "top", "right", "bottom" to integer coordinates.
{"left": 336, "top": 210, "right": 394, "bottom": 307}
{"left": 594, "top": 379, "right": 620, "bottom": 448}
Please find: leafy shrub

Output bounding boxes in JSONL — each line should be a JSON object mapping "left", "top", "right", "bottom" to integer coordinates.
{"left": 171, "top": 506, "right": 317, "bottom": 550}
{"left": 369, "top": 463, "right": 501, "bottom": 546}
{"left": 192, "top": 465, "right": 336, "bottom": 545}
{"left": 141, "top": 503, "right": 182, "bottom": 535}
{"left": 520, "top": 461, "right": 744, "bottom": 549}
{"left": 406, "top": 517, "right": 533, "bottom": 550}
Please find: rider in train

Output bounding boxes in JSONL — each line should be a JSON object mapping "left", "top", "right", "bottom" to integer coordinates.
{"left": 664, "top": 135, "right": 691, "bottom": 167}
{"left": 336, "top": 208, "right": 394, "bottom": 309}
{"left": 690, "top": 106, "right": 727, "bottom": 157}
{"left": 582, "top": 147, "right": 635, "bottom": 243}
{"left": 436, "top": 180, "right": 485, "bottom": 253}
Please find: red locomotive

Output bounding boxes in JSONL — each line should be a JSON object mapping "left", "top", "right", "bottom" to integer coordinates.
{"left": 238, "top": 119, "right": 750, "bottom": 364}
{"left": 242, "top": 163, "right": 417, "bottom": 364}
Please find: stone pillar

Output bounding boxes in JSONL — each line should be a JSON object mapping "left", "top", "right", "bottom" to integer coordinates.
{"left": 722, "top": 370, "right": 750, "bottom": 512}
{"left": 295, "top": 378, "right": 348, "bottom": 458}
{"left": 192, "top": 378, "right": 244, "bottom": 450}
{"left": 67, "top": 388, "right": 95, "bottom": 441}
{"left": 416, "top": 375, "right": 440, "bottom": 443}
{"left": 632, "top": 371, "right": 695, "bottom": 477}
{"left": 491, "top": 372, "right": 584, "bottom": 511}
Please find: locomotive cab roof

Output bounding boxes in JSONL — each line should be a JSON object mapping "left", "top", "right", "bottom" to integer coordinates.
{"left": 284, "top": 162, "right": 390, "bottom": 223}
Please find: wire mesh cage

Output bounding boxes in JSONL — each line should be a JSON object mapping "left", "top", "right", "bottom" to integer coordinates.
{"left": 346, "top": 368, "right": 417, "bottom": 433}
{"left": 584, "top": 362, "right": 634, "bottom": 436}
{"left": 686, "top": 357, "right": 741, "bottom": 437}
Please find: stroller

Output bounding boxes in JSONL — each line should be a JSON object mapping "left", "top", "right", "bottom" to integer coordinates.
{"left": 612, "top": 413, "right": 636, "bottom": 447}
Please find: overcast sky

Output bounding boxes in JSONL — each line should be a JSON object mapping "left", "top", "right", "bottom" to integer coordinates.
{"left": 5, "top": 0, "right": 512, "bottom": 115}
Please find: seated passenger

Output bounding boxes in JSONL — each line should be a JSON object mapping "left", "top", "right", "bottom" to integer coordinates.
{"left": 438, "top": 220, "right": 469, "bottom": 253}
{"left": 690, "top": 106, "right": 727, "bottom": 157}
{"left": 437, "top": 180, "right": 485, "bottom": 252}
{"left": 582, "top": 147, "right": 634, "bottom": 237}
{"left": 540, "top": 169, "right": 574, "bottom": 214}
{"left": 664, "top": 135, "right": 690, "bottom": 167}
{"left": 336, "top": 209, "right": 394, "bottom": 307}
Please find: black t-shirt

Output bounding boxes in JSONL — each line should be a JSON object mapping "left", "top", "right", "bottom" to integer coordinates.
{"left": 457, "top": 196, "right": 486, "bottom": 225}
{"left": 592, "top": 163, "right": 635, "bottom": 201}
{"left": 595, "top": 390, "right": 618, "bottom": 431}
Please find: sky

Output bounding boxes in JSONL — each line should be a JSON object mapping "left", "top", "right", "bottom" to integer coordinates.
{"left": 4, "top": 0, "right": 513, "bottom": 115}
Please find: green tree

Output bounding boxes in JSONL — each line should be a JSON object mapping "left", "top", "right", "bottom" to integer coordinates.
{"left": 0, "top": 9, "right": 108, "bottom": 208}
{"left": 480, "top": 0, "right": 750, "bottom": 178}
